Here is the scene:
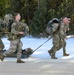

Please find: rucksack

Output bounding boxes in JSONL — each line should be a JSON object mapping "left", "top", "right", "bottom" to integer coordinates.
{"left": 18, "top": 22, "right": 29, "bottom": 37}
{"left": 0, "top": 18, "right": 5, "bottom": 32}
{"left": 0, "top": 18, "right": 6, "bottom": 37}
{"left": 46, "top": 18, "right": 59, "bottom": 35}
{"left": 4, "top": 14, "right": 14, "bottom": 32}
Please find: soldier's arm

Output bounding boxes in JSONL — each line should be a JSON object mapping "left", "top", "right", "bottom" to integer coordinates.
{"left": 66, "top": 24, "right": 70, "bottom": 31}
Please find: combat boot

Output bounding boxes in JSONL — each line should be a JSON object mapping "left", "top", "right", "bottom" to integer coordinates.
{"left": 48, "top": 50, "right": 52, "bottom": 56}
{"left": 63, "top": 49, "right": 69, "bottom": 56}
{"left": 51, "top": 52, "right": 57, "bottom": 59}
{"left": 17, "top": 60, "right": 25, "bottom": 63}
{"left": 63, "top": 53, "right": 69, "bottom": 56}
{"left": 51, "top": 56, "right": 57, "bottom": 59}
{"left": 0, "top": 52, "right": 5, "bottom": 61}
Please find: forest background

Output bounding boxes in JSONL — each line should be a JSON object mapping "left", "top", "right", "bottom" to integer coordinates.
{"left": 0, "top": 0, "right": 74, "bottom": 37}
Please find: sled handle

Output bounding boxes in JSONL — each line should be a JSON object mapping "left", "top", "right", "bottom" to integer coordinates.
{"left": 33, "top": 36, "right": 52, "bottom": 53}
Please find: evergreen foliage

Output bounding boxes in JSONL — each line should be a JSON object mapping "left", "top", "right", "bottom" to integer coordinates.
{"left": 0, "top": 0, "right": 74, "bottom": 37}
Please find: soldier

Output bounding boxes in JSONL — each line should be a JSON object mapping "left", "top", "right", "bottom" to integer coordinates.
{"left": 48, "top": 18, "right": 60, "bottom": 59}
{"left": 0, "top": 13, "right": 26, "bottom": 63}
{"left": 48, "top": 17, "right": 70, "bottom": 59}
{"left": 60, "top": 17, "right": 70, "bottom": 56}
{"left": 0, "top": 18, "right": 5, "bottom": 55}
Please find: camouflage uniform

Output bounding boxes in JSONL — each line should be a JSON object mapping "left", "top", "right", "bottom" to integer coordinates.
{"left": 3, "top": 21, "right": 23, "bottom": 60}
{"left": 0, "top": 13, "right": 29, "bottom": 62}
{"left": 59, "top": 22, "right": 69, "bottom": 56}
{"left": 0, "top": 38, "right": 4, "bottom": 51}
{"left": 48, "top": 22, "right": 69, "bottom": 59}
{"left": 48, "top": 23, "right": 60, "bottom": 59}
{"left": 3, "top": 19, "right": 29, "bottom": 60}
{"left": 0, "top": 19, "right": 5, "bottom": 52}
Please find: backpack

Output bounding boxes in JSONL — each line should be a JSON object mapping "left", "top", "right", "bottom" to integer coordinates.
{"left": 4, "top": 14, "right": 14, "bottom": 32}
{"left": 0, "top": 18, "right": 5, "bottom": 32}
{"left": 46, "top": 18, "right": 59, "bottom": 35}
{"left": 0, "top": 18, "right": 6, "bottom": 37}
{"left": 17, "top": 22, "right": 29, "bottom": 37}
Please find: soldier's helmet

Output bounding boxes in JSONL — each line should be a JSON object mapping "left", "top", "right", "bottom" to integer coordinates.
{"left": 4, "top": 14, "right": 14, "bottom": 22}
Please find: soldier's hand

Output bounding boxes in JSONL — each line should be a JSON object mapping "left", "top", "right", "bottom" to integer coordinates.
{"left": 19, "top": 32, "right": 24, "bottom": 34}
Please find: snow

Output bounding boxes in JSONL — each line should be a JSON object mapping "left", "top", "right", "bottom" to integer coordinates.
{"left": 2, "top": 35, "right": 74, "bottom": 60}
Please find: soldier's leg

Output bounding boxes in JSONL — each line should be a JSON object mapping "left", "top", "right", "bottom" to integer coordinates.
{"left": 48, "top": 46, "right": 60, "bottom": 56}
{"left": 17, "top": 40, "right": 25, "bottom": 63}
{"left": 0, "top": 38, "right": 4, "bottom": 51}
{"left": 51, "top": 44, "right": 63, "bottom": 59}
{"left": 0, "top": 38, "right": 5, "bottom": 61}
{"left": 48, "top": 48, "right": 53, "bottom": 56}
{"left": 48, "top": 36, "right": 58, "bottom": 56}
{"left": 63, "top": 40, "right": 69, "bottom": 56}
{"left": 51, "top": 46, "right": 58, "bottom": 59}
{"left": 0, "top": 40, "right": 18, "bottom": 61}
{"left": 3, "top": 40, "right": 18, "bottom": 56}
{"left": 17, "top": 40, "right": 22, "bottom": 60}
{"left": 48, "top": 35, "right": 60, "bottom": 59}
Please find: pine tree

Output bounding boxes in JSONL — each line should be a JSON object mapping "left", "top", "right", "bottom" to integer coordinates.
{"left": 30, "top": 0, "right": 48, "bottom": 37}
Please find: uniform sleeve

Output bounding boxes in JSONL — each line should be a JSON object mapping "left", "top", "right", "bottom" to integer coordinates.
{"left": 60, "top": 22, "right": 66, "bottom": 38}
{"left": 65, "top": 24, "right": 70, "bottom": 31}
{"left": 11, "top": 22, "right": 19, "bottom": 35}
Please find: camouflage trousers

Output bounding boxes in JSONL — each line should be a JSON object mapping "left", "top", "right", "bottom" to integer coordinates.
{"left": 3, "top": 39, "right": 23, "bottom": 60}
{"left": 0, "top": 38, "right": 4, "bottom": 51}
{"left": 49, "top": 34, "right": 66, "bottom": 54}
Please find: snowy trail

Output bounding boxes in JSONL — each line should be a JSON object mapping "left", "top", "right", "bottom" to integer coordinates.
{"left": 2, "top": 36, "right": 74, "bottom": 59}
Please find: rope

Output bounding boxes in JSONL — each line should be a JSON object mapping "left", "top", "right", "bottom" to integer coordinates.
{"left": 32, "top": 36, "right": 52, "bottom": 53}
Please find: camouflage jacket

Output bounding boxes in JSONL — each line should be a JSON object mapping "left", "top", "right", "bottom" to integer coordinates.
{"left": 0, "top": 18, "right": 5, "bottom": 38}
{"left": 59, "top": 22, "right": 69, "bottom": 38}
{"left": 8, "top": 21, "right": 29, "bottom": 40}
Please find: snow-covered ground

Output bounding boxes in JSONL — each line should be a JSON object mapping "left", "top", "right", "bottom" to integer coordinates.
{"left": 2, "top": 35, "right": 74, "bottom": 60}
